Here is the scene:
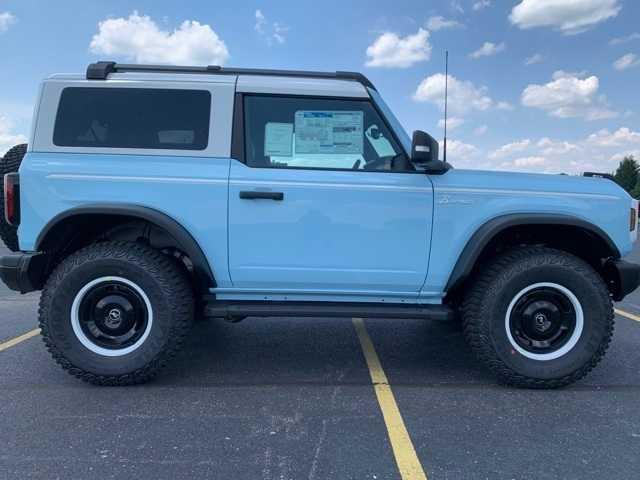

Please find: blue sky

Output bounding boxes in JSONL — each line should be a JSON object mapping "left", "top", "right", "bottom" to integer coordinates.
{"left": 1, "top": 0, "right": 639, "bottom": 173}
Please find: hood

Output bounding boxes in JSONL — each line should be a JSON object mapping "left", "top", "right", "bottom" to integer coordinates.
{"left": 438, "top": 168, "right": 630, "bottom": 200}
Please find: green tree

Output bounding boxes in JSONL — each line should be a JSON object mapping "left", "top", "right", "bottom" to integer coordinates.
{"left": 614, "top": 156, "right": 639, "bottom": 193}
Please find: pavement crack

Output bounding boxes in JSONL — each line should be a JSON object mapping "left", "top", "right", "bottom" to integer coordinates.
{"left": 308, "top": 419, "right": 328, "bottom": 480}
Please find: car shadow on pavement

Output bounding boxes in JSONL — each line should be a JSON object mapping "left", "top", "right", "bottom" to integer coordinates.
{"left": 157, "top": 317, "right": 496, "bottom": 388}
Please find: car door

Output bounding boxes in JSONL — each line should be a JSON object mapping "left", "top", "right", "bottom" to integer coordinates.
{"left": 227, "top": 93, "right": 434, "bottom": 299}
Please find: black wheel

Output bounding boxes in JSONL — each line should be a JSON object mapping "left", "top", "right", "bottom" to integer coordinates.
{"left": 39, "top": 241, "right": 195, "bottom": 385}
{"left": 0, "top": 143, "right": 27, "bottom": 251}
{"left": 461, "top": 247, "right": 614, "bottom": 389}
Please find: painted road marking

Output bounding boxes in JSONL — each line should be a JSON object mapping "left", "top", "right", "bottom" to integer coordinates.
{"left": 352, "top": 318, "right": 428, "bottom": 480}
{"left": 0, "top": 328, "right": 40, "bottom": 352}
{"left": 615, "top": 308, "right": 640, "bottom": 323}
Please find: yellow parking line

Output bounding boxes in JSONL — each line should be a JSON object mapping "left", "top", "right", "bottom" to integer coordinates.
{"left": 0, "top": 328, "right": 40, "bottom": 352}
{"left": 615, "top": 308, "right": 640, "bottom": 323}
{"left": 352, "top": 318, "right": 428, "bottom": 480}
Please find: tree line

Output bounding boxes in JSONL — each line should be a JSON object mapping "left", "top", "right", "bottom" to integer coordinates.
{"left": 614, "top": 156, "right": 640, "bottom": 198}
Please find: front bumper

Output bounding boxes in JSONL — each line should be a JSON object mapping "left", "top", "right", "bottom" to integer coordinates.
{"left": 604, "top": 259, "right": 640, "bottom": 301}
{"left": 0, "top": 252, "right": 47, "bottom": 294}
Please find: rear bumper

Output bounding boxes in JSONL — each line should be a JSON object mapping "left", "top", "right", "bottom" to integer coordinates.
{"left": 0, "top": 252, "right": 47, "bottom": 293}
{"left": 605, "top": 259, "right": 640, "bottom": 301}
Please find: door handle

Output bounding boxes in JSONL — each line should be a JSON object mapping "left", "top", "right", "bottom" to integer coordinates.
{"left": 239, "top": 191, "right": 284, "bottom": 201}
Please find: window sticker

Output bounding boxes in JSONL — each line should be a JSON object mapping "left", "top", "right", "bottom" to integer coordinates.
{"left": 264, "top": 122, "right": 293, "bottom": 156}
{"left": 294, "top": 111, "right": 363, "bottom": 155}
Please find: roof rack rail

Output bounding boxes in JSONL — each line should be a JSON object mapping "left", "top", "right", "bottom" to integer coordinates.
{"left": 86, "top": 61, "right": 377, "bottom": 90}
{"left": 583, "top": 172, "right": 616, "bottom": 182}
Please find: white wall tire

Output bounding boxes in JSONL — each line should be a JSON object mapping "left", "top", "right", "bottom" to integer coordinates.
{"left": 39, "top": 241, "right": 194, "bottom": 385}
{"left": 504, "top": 282, "right": 584, "bottom": 361}
{"left": 462, "top": 247, "right": 614, "bottom": 389}
{"left": 70, "top": 276, "right": 154, "bottom": 357}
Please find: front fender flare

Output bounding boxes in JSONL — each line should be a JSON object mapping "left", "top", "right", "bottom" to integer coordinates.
{"left": 444, "top": 213, "right": 621, "bottom": 293}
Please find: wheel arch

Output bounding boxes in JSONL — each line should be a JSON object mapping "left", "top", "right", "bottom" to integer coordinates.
{"left": 36, "top": 204, "right": 216, "bottom": 291}
{"left": 445, "top": 213, "right": 621, "bottom": 299}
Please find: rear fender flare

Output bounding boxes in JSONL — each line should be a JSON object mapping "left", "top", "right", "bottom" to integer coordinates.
{"left": 35, "top": 204, "right": 216, "bottom": 290}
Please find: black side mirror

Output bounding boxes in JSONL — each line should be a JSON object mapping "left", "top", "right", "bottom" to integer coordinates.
{"left": 411, "top": 130, "right": 449, "bottom": 174}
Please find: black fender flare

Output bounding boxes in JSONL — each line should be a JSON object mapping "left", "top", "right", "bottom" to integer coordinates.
{"left": 36, "top": 204, "right": 216, "bottom": 290}
{"left": 444, "top": 213, "right": 621, "bottom": 293}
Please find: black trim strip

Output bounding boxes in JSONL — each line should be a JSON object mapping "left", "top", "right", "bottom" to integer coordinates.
{"left": 203, "top": 300, "right": 454, "bottom": 321}
{"left": 230, "top": 92, "right": 245, "bottom": 162}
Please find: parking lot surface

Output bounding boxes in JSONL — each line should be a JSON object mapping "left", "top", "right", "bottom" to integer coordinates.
{"left": 2, "top": 244, "right": 640, "bottom": 480}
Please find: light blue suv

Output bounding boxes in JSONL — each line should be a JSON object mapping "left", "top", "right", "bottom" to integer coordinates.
{"left": 1, "top": 61, "right": 639, "bottom": 388}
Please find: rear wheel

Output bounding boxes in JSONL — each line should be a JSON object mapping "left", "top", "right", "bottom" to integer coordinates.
{"left": 0, "top": 143, "right": 27, "bottom": 251}
{"left": 461, "top": 247, "right": 614, "bottom": 389}
{"left": 39, "top": 241, "right": 195, "bottom": 385}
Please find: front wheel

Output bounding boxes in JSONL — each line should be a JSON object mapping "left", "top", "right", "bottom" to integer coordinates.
{"left": 461, "top": 247, "right": 614, "bottom": 389}
{"left": 39, "top": 242, "right": 195, "bottom": 385}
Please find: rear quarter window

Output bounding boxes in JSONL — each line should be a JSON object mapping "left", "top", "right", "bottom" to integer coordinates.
{"left": 53, "top": 87, "right": 211, "bottom": 150}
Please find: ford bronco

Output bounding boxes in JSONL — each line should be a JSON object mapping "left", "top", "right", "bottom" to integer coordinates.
{"left": 1, "top": 61, "right": 639, "bottom": 388}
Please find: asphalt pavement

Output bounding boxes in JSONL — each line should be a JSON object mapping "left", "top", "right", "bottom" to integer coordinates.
{"left": 1, "top": 243, "right": 640, "bottom": 480}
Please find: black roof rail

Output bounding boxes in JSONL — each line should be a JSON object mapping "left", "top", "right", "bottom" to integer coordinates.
{"left": 86, "top": 61, "right": 376, "bottom": 90}
{"left": 583, "top": 172, "right": 616, "bottom": 182}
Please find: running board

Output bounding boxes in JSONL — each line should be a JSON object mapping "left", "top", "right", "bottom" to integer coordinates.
{"left": 203, "top": 300, "right": 455, "bottom": 322}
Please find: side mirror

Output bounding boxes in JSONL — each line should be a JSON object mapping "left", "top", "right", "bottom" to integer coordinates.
{"left": 411, "top": 130, "right": 449, "bottom": 174}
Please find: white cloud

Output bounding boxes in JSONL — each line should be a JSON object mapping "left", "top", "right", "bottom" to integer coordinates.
{"left": 272, "top": 23, "right": 288, "bottom": 44}
{"left": 610, "top": 32, "right": 640, "bottom": 46}
{"left": 413, "top": 74, "right": 492, "bottom": 115}
{"left": 587, "top": 127, "right": 640, "bottom": 147}
{"left": 438, "top": 117, "right": 464, "bottom": 130}
{"left": 254, "top": 9, "right": 266, "bottom": 34}
{"left": 524, "top": 53, "right": 544, "bottom": 65}
{"left": 489, "top": 139, "right": 531, "bottom": 159}
{"left": 478, "top": 127, "right": 640, "bottom": 174}
{"left": 473, "top": 1, "right": 491, "bottom": 11}
{"left": 365, "top": 28, "right": 431, "bottom": 68}
{"left": 510, "top": 0, "right": 621, "bottom": 35}
{"left": 474, "top": 125, "right": 489, "bottom": 136}
{"left": 512, "top": 156, "right": 547, "bottom": 167}
{"left": 444, "top": 139, "right": 480, "bottom": 165}
{"left": 0, "top": 116, "right": 27, "bottom": 156}
{"left": 470, "top": 41, "right": 505, "bottom": 59}
{"left": 0, "top": 11, "right": 16, "bottom": 33}
{"left": 451, "top": 1, "right": 465, "bottom": 14}
{"left": 611, "top": 150, "right": 640, "bottom": 163}
{"left": 614, "top": 53, "right": 640, "bottom": 71}
{"left": 89, "top": 12, "right": 229, "bottom": 65}
{"left": 521, "top": 71, "right": 617, "bottom": 120}
{"left": 537, "top": 138, "right": 579, "bottom": 156}
{"left": 426, "top": 16, "right": 463, "bottom": 31}
{"left": 255, "top": 10, "right": 288, "bottom": 45}
{"left": 497, "top": 101, "right": 514, "bottom": 111}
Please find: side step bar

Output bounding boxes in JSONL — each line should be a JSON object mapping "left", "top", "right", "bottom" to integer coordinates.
{"left": 203, "top": 300, "right": 455, "bottom": 322}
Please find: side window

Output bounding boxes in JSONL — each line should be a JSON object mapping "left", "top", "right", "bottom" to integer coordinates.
{"left": 53, "top": 87, "right": 211, "bottom": 150}
{"left": 243, "top": 95, "right": 409, "bottom": 171}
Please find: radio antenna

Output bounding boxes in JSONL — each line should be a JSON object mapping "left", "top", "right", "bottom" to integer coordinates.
{"left": 443, "top": 50, "right": 449, "bottom": 164}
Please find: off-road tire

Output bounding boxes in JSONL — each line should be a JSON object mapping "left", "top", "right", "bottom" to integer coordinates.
{"left": 461, "top": 246, "right": 614, "bottom": 389}
{"left": 39, "top": 241, "right": 195, "bottom": 385}
{"left": 0, "top": 143, "right": 27, "bottom": 251}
